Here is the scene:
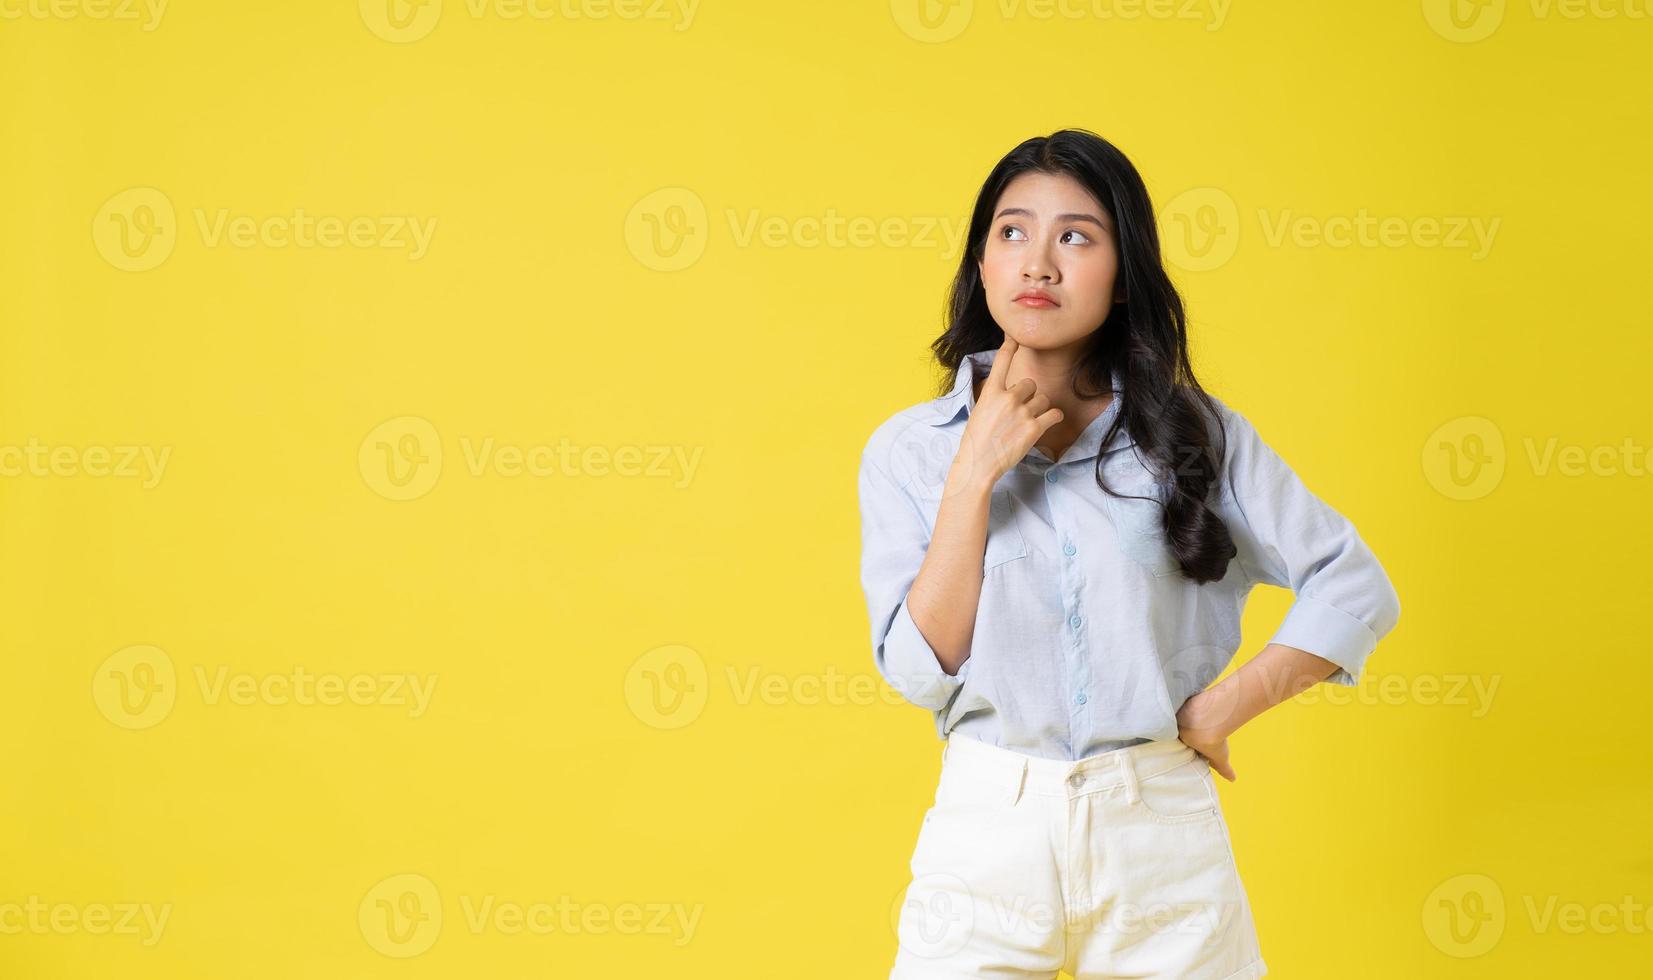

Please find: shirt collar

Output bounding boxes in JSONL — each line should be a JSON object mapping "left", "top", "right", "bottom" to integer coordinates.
{"left": 925, "top": 347, "right": 1133, "bottom": 463}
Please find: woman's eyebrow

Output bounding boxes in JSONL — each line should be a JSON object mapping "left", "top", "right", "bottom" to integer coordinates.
{"left": 994, "top": 207, "right": 1108, "bottom": 229}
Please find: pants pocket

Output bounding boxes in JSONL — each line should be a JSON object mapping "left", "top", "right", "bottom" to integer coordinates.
{"left": 1136, "top": 755, "right": 1223, "bottom": 825}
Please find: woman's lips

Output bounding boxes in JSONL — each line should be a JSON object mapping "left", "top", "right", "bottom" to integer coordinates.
{"left": 1014, "top": 296, "right": 1058, "bottom": 308}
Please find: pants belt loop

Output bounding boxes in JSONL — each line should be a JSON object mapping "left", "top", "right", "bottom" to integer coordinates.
{"left": 1120, "top": 750, "right": 1141, "bottom": 806}
{"left": 1009, "top": 759, "right": 1028, "bottom": 807}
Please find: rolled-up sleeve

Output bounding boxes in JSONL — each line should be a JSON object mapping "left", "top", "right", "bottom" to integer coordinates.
{"left": 858, "top": 444, "right": 970, "bottom": 712}
{"left": 1217, "top": 404, "right": 1402, "bottom": 687}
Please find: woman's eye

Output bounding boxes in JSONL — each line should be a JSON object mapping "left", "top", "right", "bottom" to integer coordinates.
{"left": 998, "top": 225, "right": 1089, "bottom": 245}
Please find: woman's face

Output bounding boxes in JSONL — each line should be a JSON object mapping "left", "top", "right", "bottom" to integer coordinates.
{"left": 977, "top": 171, "right": 1122, "bottom": 354}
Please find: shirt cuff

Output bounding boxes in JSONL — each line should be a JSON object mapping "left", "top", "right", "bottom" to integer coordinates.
{"left": 879, "top": 597, "right": 969, "bottom": 711}
{"left": 1267, "top": 593, "right": 1378, "bottom": 687}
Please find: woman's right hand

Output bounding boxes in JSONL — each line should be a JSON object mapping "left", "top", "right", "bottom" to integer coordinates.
{"left": 950, "top": 334, "right": 1065, "bottom": 492}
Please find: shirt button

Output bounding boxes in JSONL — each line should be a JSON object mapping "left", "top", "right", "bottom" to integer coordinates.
{"left": 1075, "top": 692, "right": 1088, "bottom": 705}
{"left": 1063, "top": 543, "right": 1077, "bottom": 556}
{"left": 1068, "top": 614, "right": 1082, "bottom": 629}
{"left": 1045, "top": 469, "right": 1058, "bottom": 483}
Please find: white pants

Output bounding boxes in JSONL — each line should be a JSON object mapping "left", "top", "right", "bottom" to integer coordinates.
{"left": 891, "top": 733, "right": 1267, "bottom": 979}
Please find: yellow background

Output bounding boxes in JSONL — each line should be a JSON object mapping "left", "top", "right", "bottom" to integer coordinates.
{"left": 2, "top": 0, "right": 1649, "bottom": 976}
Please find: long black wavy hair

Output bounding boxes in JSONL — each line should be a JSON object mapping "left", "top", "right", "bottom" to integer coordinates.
{"left": 932, "top": 128, "right": 1237, "bottom": 584}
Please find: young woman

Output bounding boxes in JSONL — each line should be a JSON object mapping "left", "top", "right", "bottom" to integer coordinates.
{"left": 858, "top": 129, "right": 1401, "bottom": 979}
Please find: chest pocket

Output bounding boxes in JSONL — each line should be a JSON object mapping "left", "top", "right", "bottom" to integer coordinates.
{"left": 909, "top": 483, "right": 1028, "bottom": 573}
{"left": 1101, "top": 473, "right": 1181, "bottom": 577}
{"left": 984, "top": 488, "right": 1028, "bottom": 572}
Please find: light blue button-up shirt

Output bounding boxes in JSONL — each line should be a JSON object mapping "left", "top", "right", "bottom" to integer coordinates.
{"left": 857, "top": 347, "right": 1402, "bottom": 761}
